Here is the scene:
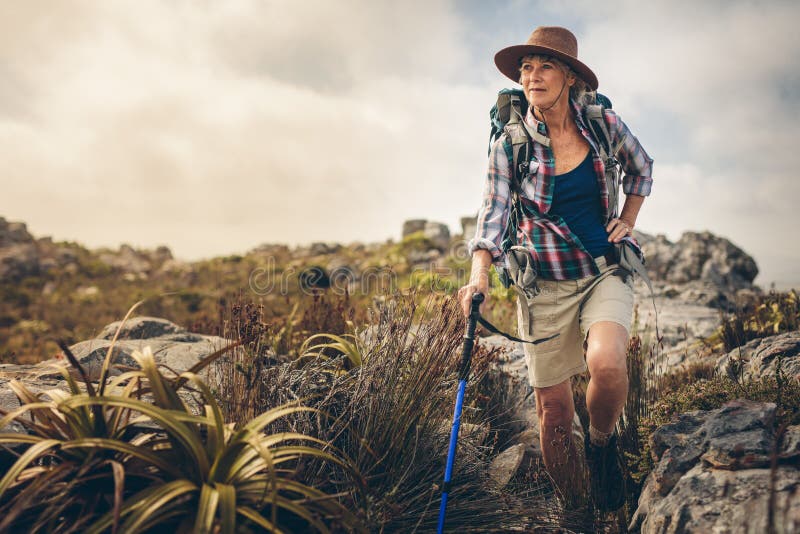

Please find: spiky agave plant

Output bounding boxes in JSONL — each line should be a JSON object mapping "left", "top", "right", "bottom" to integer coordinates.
{"left": 298, "top": 333, "right": 368, "bottom": 369}
{"left": 0, "top": 345, "right": 365, "bottom": 533}
{"left": 0, "top": 343, "right": 162, "bottom": 532}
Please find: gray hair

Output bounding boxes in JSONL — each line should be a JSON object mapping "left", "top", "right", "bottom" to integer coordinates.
{"left": 518, "top": 54, "right": 593, "bottom": 105}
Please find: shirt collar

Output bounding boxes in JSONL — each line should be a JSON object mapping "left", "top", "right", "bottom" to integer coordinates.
{"left": 523, "top": 99, "right": 587, "bottom": 136}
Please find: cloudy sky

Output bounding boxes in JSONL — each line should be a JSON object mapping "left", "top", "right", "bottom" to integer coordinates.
{"left": 1, "top": 0, "right": 798, "bottom": 288}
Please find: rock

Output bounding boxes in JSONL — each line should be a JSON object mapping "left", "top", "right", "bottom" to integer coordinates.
{"left": 716, "top": 331, "right": 800, "bottom": 382}
{"left": 309, "top": 242, "right": 341, "bottom": 256}
{"left": 0, "top": 243, "right": 40, "bottom": 280}
{"left": 74, "top": 285, "right": 100, "bottom": 301}
{"left": 631, "top": 400, "right": 800, "bottom": 533}
{"left": 98, "top": 244, "right": 152, "bottom": 274}
{"left": 64, "top": 336, "right": 228, "bottom": 381}
{"left": 634, "top": 464, "right": 800, "bottom": 534}
{"left": 0, "top": 217, "right": 34, "bottom": 247}
{"left": 401, "top": 219, "right": 427, "bottom": 238}
{"left": 489, "top": 443, "right": 526, "bottom": 488}
{"left": 780, "top": 425, "right": 800, "bottom": 461}
{"left": 153, "top": 245, "right": 173, "bottom": 264}
{"left": 0, "top": 315, "right": 233, "bottom": 438}
{"left": 423, "top": 222, "right": 451, "bottom": 251}
{"left": 249, "top": 243, "right": 291, "bottom": 257}
{"left": 636, "top": 296, "right": 720, "bottom": 373}
{"left": 701, "top": 427, "right": 773, "bottom": 469}
{"left": 98, "top": 316, "right": 187, "bottom": 341}
{"left": 639, "top": 231, "right": 759, "bottom": 298}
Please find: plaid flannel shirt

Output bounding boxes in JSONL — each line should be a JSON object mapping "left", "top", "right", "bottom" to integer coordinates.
{"left": 468, "top": 99, "right": 654, "bottom": 280}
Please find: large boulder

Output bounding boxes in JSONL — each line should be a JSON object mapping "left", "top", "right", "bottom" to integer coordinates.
{"left": 638, "top": 231, "right": 759, "bottom": 307}
{"left": 423, "top": 222, "right": 451, "bottom": 252}
{"left": 716, "top": 331, "right": 800, "bottom": 382}
{"left": 401, "top": 219, "right": 428, "bottom": 238}
{"left": 0, "top": 317, "right": 231, "bottom": 424}
{"left": 630, "top": 399, "right": 800, "bottom": 533}
{"left": 0, "top": 242, "right": 40, "bottom": 281}
{"left": 98, "top": 316, "right": 188, "bottom": 341}
{"left": 98, "top": 244, "right": 153, "bottom": 274}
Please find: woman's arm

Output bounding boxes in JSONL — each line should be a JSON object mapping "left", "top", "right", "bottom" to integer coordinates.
{"left": 458, "top": 249, "right": 492, "bottom": 316}
{"left": 607, "top": 193, "right": 645, "bottom": 243}
{"left": 459, "top": 135, "right": 515, "bottom": 316}
{"left": 603, "top": 109, "right": 653, "bottom": 243}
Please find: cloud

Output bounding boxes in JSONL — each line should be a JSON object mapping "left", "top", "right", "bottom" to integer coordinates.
{"left": 0, "top": 0, "right": 797, "bottom": 288}
{"left": 0, "top": 0, "right": 485, "bottom": 257}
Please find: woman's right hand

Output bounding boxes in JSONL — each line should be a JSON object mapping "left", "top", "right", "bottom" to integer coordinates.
{"left": 457, "top": 282, "right": 488, "bottom": 317}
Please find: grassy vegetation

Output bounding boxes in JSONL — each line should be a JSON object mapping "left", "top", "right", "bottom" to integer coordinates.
{"left": 705, "top": 289, "right": 799, "bottom": 353}
{"left": 212, "top": 292, "right": 568, "bottom": 532}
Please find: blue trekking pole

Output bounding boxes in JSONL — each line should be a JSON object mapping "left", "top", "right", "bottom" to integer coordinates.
{"left": 437, "top": 292, "right": 483, "bottom": 534}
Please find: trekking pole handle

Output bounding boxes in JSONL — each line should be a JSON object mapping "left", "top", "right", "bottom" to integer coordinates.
{"left": 458, "top": 292, "right": 484, "bottom": 381}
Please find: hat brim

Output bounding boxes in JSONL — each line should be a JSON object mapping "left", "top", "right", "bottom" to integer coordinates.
{"left": 494, "top": 44, "right": 599, "bottom": 91}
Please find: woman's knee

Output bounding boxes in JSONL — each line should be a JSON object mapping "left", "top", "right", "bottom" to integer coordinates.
{"left": 535, "top": 384, "right": 574, "bottom": 430}
{"left": 586, "top": 322, "right": 628, "bottom": 386}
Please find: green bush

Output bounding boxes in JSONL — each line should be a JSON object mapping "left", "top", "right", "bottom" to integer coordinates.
{"left": 0, "top": 332, "right": 363, "bottom": 533}
{"left": 706, "top": 290, "right": 800, "bottom": 353}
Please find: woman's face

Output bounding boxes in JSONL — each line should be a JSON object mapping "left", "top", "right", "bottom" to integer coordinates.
{"left": 519, "top": 56, "right": 574, "bottom": 109}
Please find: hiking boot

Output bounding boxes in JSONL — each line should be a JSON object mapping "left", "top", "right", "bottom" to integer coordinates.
{"left": 584, "top": 432, "right": 625, "bottom": 512}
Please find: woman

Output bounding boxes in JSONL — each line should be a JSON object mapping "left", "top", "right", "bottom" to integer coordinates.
{"left": 458, "top": 26, "right": 653, "bottom": 512}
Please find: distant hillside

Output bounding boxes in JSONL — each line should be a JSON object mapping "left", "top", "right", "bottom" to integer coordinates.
{"left": 0, "top": 215, "right": 762, "bottom": 363}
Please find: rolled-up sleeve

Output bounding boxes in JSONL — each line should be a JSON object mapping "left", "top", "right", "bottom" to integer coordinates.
{"left": 467, "top": 136, "right": 512, "bottom": 266}
{"left": 606, "top": 110, "right": 654, "bottom": 196}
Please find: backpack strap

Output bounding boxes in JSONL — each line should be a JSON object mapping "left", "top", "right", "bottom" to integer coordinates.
{"left": 498, "top": 94, "right": 555, "bottom": 255}
{"left": 584, "top": 104, "right": 626, "bottom": 220}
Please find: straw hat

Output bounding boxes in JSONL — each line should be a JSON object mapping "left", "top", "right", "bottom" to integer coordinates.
{"left": 494, "top": 26, "right": 598, "bottom": 90}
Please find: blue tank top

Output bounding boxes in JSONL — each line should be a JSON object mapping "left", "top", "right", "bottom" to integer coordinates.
{"left": 550, "top": 152, "right": 611, "bottom": 258}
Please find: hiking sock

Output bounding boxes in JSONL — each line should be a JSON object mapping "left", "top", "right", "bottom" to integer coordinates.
{"left": 589, "top": 425, "right": 613, "bottom": 447}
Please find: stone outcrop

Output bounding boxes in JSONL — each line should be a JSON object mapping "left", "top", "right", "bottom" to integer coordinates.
{"left": 637, "top": 230, "right": 760, "bottom": 309}
{"left": 98, "top": 244, "right": 173, "bottom": 275}
{"left": 401, "top": 219, "right": 428, "bottom": 238}
{"left": 630, "top": 400, "right": 800, "bottom": 533}
{"left": 0, "top": 317, "right": 230, "bottom": 422}
{"left": 716, "top": 331, "right": 800, "bottom": 382}
{"left": 401, "top": 219, "right": 452, "bottom": 251}
{"left": 0, "top": 218, "right": 42, "bottom": 281}
{"left": 0, "top": 216, "right": 174, "bottom": 281}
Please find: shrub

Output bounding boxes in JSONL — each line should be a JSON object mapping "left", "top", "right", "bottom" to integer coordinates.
{"left": 213, "top": 293, "right": 567, "bottom": 532}
{"left": 0, "top": 330, "right": 363, "bottom": 532}
{"left": 707, "top": 289, "right": 800, "bottom": 353}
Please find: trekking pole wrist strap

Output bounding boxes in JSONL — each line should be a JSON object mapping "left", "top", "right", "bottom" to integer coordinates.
{"left": 476, "top": 316, "right": 558, "bottom": 345}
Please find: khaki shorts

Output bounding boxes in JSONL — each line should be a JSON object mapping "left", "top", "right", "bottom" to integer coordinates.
{"left": 516, "top": 257, "right": 634, "bottom": 388}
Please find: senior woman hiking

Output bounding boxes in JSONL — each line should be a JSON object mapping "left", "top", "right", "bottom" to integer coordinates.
{"left": 458, "top": 26, "right": 653, "bottom": 512}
